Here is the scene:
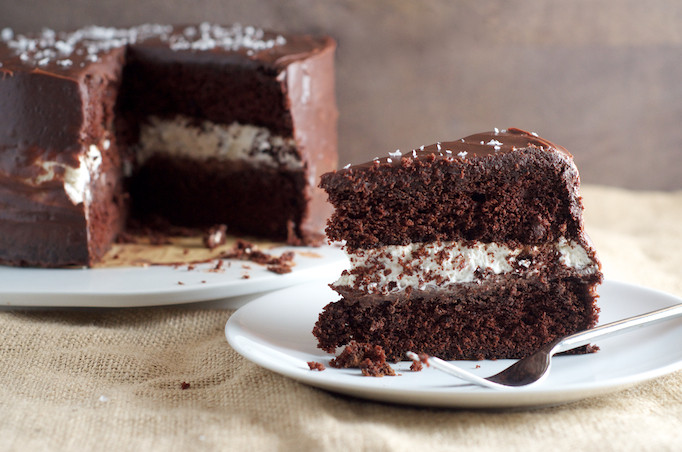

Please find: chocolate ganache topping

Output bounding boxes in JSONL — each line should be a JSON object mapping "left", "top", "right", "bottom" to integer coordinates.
{"left": 347, "top": 128, "right": 571, "bottom": 169}
{"left": 0, "top": 24, "right": 330, "bottom": 74}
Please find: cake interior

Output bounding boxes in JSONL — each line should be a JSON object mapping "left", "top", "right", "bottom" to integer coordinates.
{"left": 114, "top": 45, "right": 308, "bottom": 242}
{"left": 314, "top": 276, "right": 601, "bottom": 362}
{"left": 322, "top": 150, "right": 584, "bottom": 250}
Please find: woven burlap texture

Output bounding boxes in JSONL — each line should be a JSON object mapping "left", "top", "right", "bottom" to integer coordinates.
{"left": 1, "top": 185, "right": 681, "bottom": 452}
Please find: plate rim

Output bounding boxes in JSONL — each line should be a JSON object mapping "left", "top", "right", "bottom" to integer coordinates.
{"left": 0, "top": 245, "right": 348, "bottom": 307}
{"left": 225, "top": 279, "right": 682, "bottom": 408}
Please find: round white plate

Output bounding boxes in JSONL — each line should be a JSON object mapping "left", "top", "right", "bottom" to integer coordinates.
{"left": 1, "top": 246, "right": 347, "bottom": 307}
{"left": 226, "top": 280, "right": 682, "bottom": 408}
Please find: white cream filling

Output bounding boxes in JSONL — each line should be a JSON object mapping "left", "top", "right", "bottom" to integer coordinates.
{"left": 26, "top": 144, "right": 103, "bottom": 205}
{"left": 335, "top": 237, "right": 596, "bottom": 294}
{"left": 137, "top": 115, "right": 302, "bottom": 169}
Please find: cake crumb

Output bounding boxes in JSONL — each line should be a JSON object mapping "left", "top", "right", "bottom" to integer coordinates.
{"left": 266, "top": 263, "right": 293, "bottom": 274}
{"left": 329, "top": 341, "right": 395, "bottom": 377}
{"left": 307, "top": 361, "right": 326, "bottom": 371}
{"left": 203, "top": 224, "right": 227, "bottom": 249}
{"left": 220, "top": 239, "right": 295, "bottom": 274}
{"left": 409, "top": 352, "right": 430, "bottom": 372}
{"left": 181, "top": 382, "right": 190, "bottom": 390}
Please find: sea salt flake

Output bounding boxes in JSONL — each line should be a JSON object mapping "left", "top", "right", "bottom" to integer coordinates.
{"left": 487, "top": 139, "right": 503, "bottom": 146}
{"left": 54, "top": 40, "right": 73, "bottom": 55}
{"left": 386, "top": 158, "right": 392, "bottom": 163}
{"left": 343, "top": 163, "right": 351, "bottom": 169}
{"left": 458, "top": 151, "right": 468, "bottom": 158}
{"left": 388, "top": 149, "right": 402, "bottom": 158}
{"left": 1, "top": 28, "right": 13, "bottom": 41}
{"left": 531, "top": 131, "right": 539, "bottom": 137}
{"left": 494, "top": 127, "right": 499, "bottom": 134}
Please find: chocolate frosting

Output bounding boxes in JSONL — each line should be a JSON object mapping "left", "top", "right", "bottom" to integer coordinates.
{"left": 0, "top": 24, "right": 331, "bottom": 75}
{"left": 349, "top": 127, "right": 571, "bottom": 169}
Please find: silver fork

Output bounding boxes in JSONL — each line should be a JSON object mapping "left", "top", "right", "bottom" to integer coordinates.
{"left": 406, "top": 302, "right": 682, "bottom": 390}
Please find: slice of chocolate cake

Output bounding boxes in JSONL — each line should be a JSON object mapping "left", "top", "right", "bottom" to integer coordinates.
{"left": 313, "top": 128, "right": 602, "bottom": 361}
{"left": 0, "top": 24, "right": 337, "bottom": 267}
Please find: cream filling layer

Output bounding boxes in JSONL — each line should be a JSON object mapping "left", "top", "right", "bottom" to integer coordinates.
{"left": 334, "top": 237, "right": 597, "bottom": 295}
{"left": 26, "top": 142, "right": 105, "bottom": 205}
{"left": 137, "top": 115, "right": 302, "bottom": 169}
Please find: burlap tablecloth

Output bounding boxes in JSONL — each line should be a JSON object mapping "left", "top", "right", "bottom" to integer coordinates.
{"left": 1, "top": 185, "right": 681, "bottom": 451}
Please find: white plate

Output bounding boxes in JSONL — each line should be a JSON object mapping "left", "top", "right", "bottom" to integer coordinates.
{"left": 1, "top": 246, "right": 347, "bottom": 307}
{"left": 226, "top": 280, "right": 682, "bottom": 408}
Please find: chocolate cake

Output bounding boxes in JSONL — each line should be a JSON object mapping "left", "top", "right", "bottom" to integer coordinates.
{"left": 313, "top": 128, "right": 602, "bottom": 362}
{"left": 0, "top": 24, "right": 337, "bottom": 267}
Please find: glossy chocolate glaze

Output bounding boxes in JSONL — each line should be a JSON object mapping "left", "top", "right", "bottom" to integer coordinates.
{"left": 351, "top": 128, "right": 571, "bottom": 169}
{"left": 0, "top": 24, "right": 337, "bottom": 267}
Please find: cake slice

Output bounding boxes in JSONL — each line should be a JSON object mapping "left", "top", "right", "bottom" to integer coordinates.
{"left": 313, "top": 128, "right": 602, "bottom": 361}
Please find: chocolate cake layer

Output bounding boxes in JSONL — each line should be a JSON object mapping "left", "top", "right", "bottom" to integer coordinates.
{"left": 314, "top": 274, "right": 601, "bottom": 362}
{"left": 129, "top": 155, "right": 306, "bottom": 239}
{"left": 321, "top": 129, "right": 583, "bottom": 250}
{"left": 0, "top": 24, "right": 337, "bottom": 267}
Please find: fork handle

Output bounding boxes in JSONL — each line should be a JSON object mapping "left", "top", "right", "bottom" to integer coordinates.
{"left": 554, "top": 302, "right": 682, "bottom": 354}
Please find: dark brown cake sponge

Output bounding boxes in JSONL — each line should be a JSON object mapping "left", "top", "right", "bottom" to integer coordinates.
{"left": 321, "top": 146, "right": 584, "bottom": 250}
{"left": 314, "top": 275, "right": 601, "bottom": 362}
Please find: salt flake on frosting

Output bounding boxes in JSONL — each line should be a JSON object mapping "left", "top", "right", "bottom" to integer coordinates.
{"left": 1, "top": 28, "right": 13, "bottom": 41}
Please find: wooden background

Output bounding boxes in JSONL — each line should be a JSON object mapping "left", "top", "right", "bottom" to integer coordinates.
{"left": 3, "top": 0, "right": 682, "bottom": 190}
